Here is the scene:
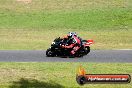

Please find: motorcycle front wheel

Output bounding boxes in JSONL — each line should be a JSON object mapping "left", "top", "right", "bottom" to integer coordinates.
{"left": 46, "top": 48, "right": 55, "bottom": 57}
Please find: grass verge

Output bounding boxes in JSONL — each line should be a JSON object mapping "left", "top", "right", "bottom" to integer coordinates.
{"left": 0, "top": 62, "right": 131, "bottom": 88}
{"left": 0, "top": 29, "right": 131, "bottom": 50}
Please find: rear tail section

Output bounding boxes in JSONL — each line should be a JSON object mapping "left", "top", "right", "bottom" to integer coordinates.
{"left": 87, "top": 39, "right": 94, "bottom": 45}
{"left": 84, "top": 39, "right": 94, "bottom": 46}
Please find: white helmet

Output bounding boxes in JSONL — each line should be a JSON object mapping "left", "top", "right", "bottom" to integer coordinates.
{"left": 68, "top": 32, "right": 74, "bottom": 37}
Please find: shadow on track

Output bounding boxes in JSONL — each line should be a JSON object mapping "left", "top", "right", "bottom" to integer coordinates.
{"left": 9, "top": 78, "right": 64, "bottom": 88}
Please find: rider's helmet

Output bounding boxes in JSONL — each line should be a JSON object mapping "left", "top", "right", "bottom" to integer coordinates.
{"left": 67, "top": 32, "right": 74, "bottom": 38}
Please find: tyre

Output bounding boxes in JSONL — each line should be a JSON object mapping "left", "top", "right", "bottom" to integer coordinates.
{"left": 46, "top": 48, "right": 55, "bottom": 57}
{"left": 85, "top": 46, "right": 90, "bottom": 55}
{"left": 76, "top": 46, "right": 90, "bottom": 57}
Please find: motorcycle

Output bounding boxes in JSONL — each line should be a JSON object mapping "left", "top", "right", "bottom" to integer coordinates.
{"left": 46, "top": 37, "right": 93, "bottom": 57}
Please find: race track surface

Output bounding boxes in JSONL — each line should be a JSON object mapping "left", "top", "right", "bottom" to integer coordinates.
{"left": 0, "top": 50, "right": 132, "bottom": 62}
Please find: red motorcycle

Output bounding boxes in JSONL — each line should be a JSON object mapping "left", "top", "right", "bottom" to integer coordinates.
{"left": 46, "top": 37, "right": 94, "bottom": 57}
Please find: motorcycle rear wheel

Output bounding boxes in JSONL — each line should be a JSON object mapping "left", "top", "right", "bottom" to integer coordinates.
{"left": 85, "top": 46, "right": 90, "bottom": 55}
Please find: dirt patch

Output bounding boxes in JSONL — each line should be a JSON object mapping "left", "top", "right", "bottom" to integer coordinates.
{"left": 16, "top": 0, "right": 32, "bottom": 4}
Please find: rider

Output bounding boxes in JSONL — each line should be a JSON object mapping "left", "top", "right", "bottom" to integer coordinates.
{"left": 61, "top": 32, "right": 74, "bottom": 45}
{"left": 61, "top": 32, "right": 81, "bottom": 56}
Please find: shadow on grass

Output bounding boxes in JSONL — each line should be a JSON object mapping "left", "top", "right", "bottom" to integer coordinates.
{"left": 9, "top": 78, "right": 64, "bottom": 88}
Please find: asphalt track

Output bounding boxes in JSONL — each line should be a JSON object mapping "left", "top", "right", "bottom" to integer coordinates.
{"left": 0, "top": 50, "right": 131, "bottom": 62}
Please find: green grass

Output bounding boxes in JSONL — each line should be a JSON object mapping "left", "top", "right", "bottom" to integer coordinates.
{"left": 0, "top": 0, "right": 132, "bottom": 50}
{"left": 0, "top": 29, "right": 132, "bottom": 50}
{"left": 0, "top": 8, "right": 131, "bottom": 30}
{"left": 0, "top": 62, "right": 131, "bottom": 88}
